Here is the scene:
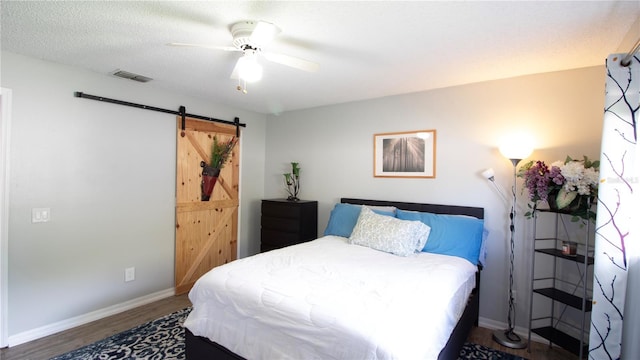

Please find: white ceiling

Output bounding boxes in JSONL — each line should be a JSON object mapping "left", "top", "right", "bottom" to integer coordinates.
{"left": 2, "top": 1, "right": 639, "bottom": 115}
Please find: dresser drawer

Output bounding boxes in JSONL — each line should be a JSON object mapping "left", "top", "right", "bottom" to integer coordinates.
{"left": 261, "top": 201, "right": 303, "bottom": 219}
{"left": 261, "top": 216, "right": 301, "bottom": 232}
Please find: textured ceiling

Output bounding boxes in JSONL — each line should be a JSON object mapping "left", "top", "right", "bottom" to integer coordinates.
{"left": 2, "top": 1, "right": 639, "bottom": 115}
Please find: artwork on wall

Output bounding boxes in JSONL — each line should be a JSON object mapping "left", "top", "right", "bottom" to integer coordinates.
{"left": 373, "top": 130, "right": 436, "bottom": 178}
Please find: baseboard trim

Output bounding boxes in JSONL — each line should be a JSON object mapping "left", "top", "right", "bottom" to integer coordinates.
{"left": 478, "top": 316, "right": 546, "bottom": 344}
{"left": 7, "top": 288, "right": 175, "bottom": 347}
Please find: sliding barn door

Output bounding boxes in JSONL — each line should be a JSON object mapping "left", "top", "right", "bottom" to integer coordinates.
{"left": 175, "top": 118, "right": 239, "bottom": 295}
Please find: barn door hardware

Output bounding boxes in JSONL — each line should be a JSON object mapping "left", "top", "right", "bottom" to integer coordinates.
{"left": 73, "top": 91, "right": 246, "bottom": 135}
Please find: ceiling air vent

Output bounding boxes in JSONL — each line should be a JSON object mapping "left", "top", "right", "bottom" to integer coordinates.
{"left": 110, "top": 70, "right": 153, "bottom": 83}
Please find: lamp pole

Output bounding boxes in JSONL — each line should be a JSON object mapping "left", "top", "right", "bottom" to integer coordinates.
{"left": 492, "top": 158, "right": 527, "bottom": 349}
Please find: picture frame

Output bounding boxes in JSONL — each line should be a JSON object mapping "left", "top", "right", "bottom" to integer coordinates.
{"left": 373, "top": 130, "right": 436, "bottom": 178}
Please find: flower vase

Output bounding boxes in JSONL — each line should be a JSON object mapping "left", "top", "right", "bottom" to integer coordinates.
{"left": 201, "top": 161, "right": 221, "bottom": 201}
{"left": 547, "top": 189, "right": 590, "bottom": 214}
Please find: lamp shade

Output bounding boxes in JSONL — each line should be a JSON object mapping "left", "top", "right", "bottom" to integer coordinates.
{"left": 482, "top": 168, "right": 496, "bottom": 180}
{"left": 499, "top": 137, "right": 533, "bottom": 160}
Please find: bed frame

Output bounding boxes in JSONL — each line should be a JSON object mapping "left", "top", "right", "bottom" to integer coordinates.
{"left": 186, "top": 198, "right": 484, "bottom": 360}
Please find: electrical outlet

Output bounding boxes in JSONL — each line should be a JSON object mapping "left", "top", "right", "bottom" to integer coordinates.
{"left": 125, "top": 267, "right": 135, "bottom": 282}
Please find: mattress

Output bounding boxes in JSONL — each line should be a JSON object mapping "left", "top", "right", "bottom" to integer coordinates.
{"left": 184, "top": 235, "right": 477, "bottom": 360}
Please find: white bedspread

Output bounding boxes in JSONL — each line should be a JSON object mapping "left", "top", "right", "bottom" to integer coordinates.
{"left": 184, "top": 236, "right": 477, "bottom": 360}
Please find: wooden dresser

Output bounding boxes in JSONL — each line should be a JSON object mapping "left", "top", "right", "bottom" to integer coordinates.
{"left": 260, "top": 199, "right": 318, "bottom": 252}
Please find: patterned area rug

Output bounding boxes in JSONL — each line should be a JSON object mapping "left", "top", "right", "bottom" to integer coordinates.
{"left": 458, "top": 342, "right": 527, "bottom": 359}
{"left": 50, "top": 308, "right": 526, "bottom": 360}
{"left": 50, "top": 308, "right": 190, "bottom": 360}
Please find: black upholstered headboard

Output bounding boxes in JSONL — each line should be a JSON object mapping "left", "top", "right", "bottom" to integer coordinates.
{"left": 341, "top": 198, "right": 484, "bottom": 219}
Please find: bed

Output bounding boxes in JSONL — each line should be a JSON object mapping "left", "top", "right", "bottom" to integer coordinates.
{"left": 184, "top": 198, "right": 485, "bottom": 360}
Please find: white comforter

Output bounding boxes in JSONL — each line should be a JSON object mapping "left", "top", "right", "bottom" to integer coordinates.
{"left": 184, "top": 236, "right": 477, "bottom": 360}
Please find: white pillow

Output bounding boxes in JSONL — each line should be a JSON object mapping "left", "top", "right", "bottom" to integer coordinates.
{"left": 359, "top": 205, "right": 397, "bottom": 216}
{"left": 349, "top": 206, "right": 431, "bottom": 256}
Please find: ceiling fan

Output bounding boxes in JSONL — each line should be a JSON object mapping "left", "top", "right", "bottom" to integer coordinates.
{"left": 169, "top": 20, "right": 319, "bottom": 93}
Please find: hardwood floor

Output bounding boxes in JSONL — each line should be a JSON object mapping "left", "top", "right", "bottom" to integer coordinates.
{"left": 1, "top": 294, "right": 577, "bottom": 360}
{"left": 0, "top": 294, "right": 192, "bottom": 360}
{"left": 468, "top": 327, "right": 577, "bottom": 360}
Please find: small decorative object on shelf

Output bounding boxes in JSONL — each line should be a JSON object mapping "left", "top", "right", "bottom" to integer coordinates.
{"left": 283, "top": 162, "right": 300, "bottom": 201}
{"left": 518, "top": 155, "right": 599, "bottom": 222}
{"left": 201, "top": 136, "right": 238, "bottom": 201}
{"left": 562, "top": 241, "right": 577, "bottom": 256}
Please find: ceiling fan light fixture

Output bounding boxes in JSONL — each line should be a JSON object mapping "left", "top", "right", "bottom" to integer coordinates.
{"left": 237, "top": 54, "right": 263, "bottom": 83}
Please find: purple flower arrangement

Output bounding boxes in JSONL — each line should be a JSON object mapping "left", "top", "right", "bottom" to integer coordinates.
{"left": 518, "top": 156, "right": 599, "bottom": 221}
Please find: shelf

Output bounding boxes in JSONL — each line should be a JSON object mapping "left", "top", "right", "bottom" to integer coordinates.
{"left": 535, "top": 248, "right": 594, "bottom": 265}
{"left": 536, "top": 207, "right": 592, "bottom": 216}
{"left": 530, "top": 211, "right": 592, "bottom": 359}
{"left": 532, "top": 326, "right": 589, "bottom": 357}
{"left": 533, "top": 288, "right": 592, "bottom": 311}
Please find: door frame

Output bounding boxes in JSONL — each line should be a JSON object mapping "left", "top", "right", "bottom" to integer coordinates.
{"left": 1, "top": 88, "right": 13, "bottom": 347}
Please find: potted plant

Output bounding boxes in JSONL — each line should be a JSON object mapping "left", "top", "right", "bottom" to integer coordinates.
{"left": 201, "top": 136, "right": 238, "bottom": 201}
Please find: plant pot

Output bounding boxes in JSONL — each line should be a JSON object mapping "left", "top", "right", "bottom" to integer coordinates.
{"left": 547, "top": 189, "right": 589, "bottom": 213}
{"left": 201, "top": 161, "right": 221, "bottom": 201}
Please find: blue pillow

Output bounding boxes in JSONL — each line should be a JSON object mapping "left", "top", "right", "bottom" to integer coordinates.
{"left": 396, "top": 209, "right": 484, "bottom": 265}
{"left": 324, "top": 203, "right": 395, "bottom": 237}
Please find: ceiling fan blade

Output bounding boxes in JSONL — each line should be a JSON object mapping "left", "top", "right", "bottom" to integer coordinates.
{"left": 249, "top": 21, "right": 280, "bottom": 47}
{"left": 167, "top": 42, "right": 239, "bottom": 52}
{"left": 262, "top": 52, "right": 319, "bottom": 72}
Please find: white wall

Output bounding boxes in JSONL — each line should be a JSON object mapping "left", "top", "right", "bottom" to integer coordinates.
{"left": 264, "top": 66, "right": 605, "bottom": 331}
{"left": 1, "top": 52, "right": 266, "bottom": 341}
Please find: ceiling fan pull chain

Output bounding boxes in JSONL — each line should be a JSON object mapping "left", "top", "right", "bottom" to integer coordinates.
{"left": 237, "top": 78, "right": 248, "bottom": 94}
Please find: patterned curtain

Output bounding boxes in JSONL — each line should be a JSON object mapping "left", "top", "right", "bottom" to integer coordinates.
{"left": 589, "top": 54, "right": 639, "bottom": 359}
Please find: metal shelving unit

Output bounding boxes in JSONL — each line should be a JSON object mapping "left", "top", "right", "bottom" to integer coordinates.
{"left": 528, "top": 209, "right": 593, "bottom": 358}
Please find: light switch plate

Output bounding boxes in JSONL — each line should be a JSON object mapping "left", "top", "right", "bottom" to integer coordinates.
{"left": 32, "top": 208, "right": 51, "bottom": 223}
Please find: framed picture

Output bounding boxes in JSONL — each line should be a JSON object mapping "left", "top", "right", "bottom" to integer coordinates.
{"left": 374, "top": 130, "right": 436, "bottom": 178}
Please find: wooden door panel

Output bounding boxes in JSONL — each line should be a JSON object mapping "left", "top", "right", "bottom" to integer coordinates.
{"left": 175, "top": 118, "right": 239, "bottom": 295}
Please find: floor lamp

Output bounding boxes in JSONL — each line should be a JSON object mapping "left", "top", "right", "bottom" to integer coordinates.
{"left": 484, "top": 143, "right": 532, "bottom": 349}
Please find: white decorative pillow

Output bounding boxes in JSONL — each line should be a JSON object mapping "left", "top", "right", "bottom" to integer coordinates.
{"left": 358, "top": 205, "right": 397, "bottom": 216}
{"left": 349, "top": 206, "right": 431, "bottom": 256}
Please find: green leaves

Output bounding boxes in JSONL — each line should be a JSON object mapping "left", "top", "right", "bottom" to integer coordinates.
{"left": 565, "top": 155, "right": 600, "bottom": 170}
{"left": 210, "top": 136, "right": 237, "bottom": 169}
{"left": 524, "top": 203, "right": 536, "bottom": 219}
{"left": 555, "top": 189, "right": 578, "bottom": 209}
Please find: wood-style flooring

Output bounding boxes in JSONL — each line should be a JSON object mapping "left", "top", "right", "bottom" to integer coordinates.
{"left": 1, "top": 293, "right": 576, "bottom": 360}
{"left": 467, "top": 327, "right": 576, "bottom": 360}
{"left": 0, "top": 294, "right": 192, "bottom": 360}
